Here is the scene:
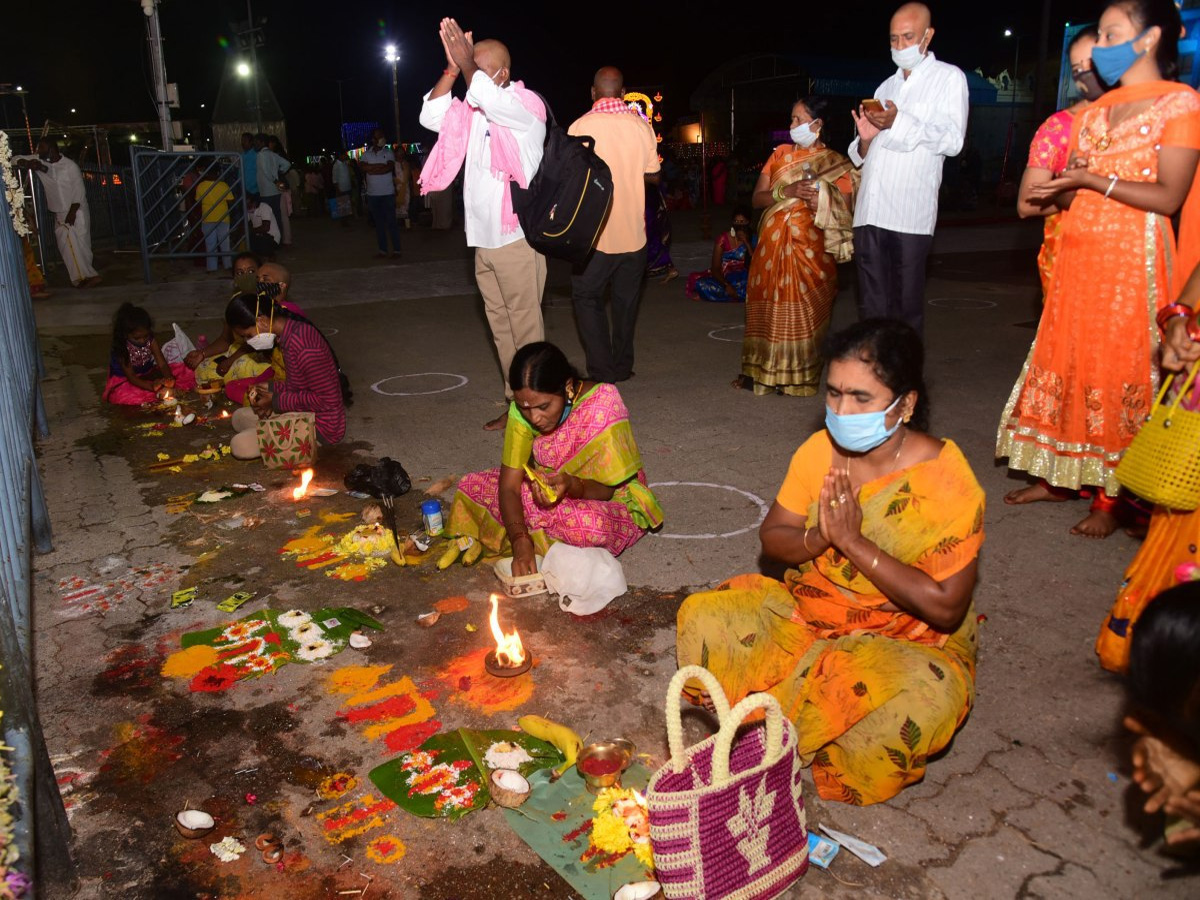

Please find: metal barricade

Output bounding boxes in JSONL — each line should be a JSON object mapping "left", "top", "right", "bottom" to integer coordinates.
{"left": 0, "top": 176, "right": 73, "bottom": 889}
{"left": 131, "top": 150, "right": 250, "bottom": 284}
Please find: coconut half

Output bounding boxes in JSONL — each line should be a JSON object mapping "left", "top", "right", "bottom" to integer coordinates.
{"left": 613, "top": 882, "right": 662, "bottom": 900}
{"left": 489, "top": 768, "right": 531, "bottom": 808}
{"left": 348, "top": 631, "right": 372, "bottom": 649}
{"left": 174, "top": 808, "right": 215, "bottom": 838}
{"left": 417, "top": 611, "right": 440, "bottom": 628}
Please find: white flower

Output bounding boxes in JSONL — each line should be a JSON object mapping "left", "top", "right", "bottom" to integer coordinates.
{"left": 209, "top": 836, "right": 246, "bottom": 862}
{"left": 276, "top": 609, "right": 312, "bottom": 629}
{"left": 0, "top": 133, "right": 30, "bottom": 238}
{"left": 295, "top": 638, "right": 334, "bottom": 661}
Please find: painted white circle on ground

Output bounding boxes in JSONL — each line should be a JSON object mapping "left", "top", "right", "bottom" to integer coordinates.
{"left": 371, "top": 373, "right": 469, "bottom": 396}
{"left": 928, "top": 297, "right": 998, "bottom": 310}
{"left": 708, "top": 324, "right": 745, "bottom": 343}
{"left": 647, "top": 481, "right": 768, "bottom": 539}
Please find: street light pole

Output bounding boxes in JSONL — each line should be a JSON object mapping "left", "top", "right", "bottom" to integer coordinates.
{"left": 333, "top": 78, "right": 352, "bottom": 149}
{"left": 245, "top": 0, "right": 263, "bottom": 133}
{"left": 385, "top": 45, "right": 400, "bottom": 144}
{"left": 141, "top": 0, "right": 174, "bottom": 151}
{"left": 999, "top": 29, "right": 1022, "bottom": 188}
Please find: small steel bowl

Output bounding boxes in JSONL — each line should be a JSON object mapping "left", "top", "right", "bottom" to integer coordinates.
{"left": 577, "top": 739, "right": 636, "bottom": 794}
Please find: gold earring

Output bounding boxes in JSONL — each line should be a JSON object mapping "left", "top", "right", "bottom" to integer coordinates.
{"left": 903, "top": 411, "right": 912, "bottom": 424}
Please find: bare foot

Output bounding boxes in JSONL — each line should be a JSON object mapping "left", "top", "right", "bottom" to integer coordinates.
{"left": 731, "top": 374, "right": 753, "bottom": 391}
{"left": 1004, "top": 482, "right": 1072, "bottom": 505}
{"left": 1070, "top": 507, "right": 1118, "bottom": 538}
{"left": 483, "top": 411, "right": 507, "bottom": 431}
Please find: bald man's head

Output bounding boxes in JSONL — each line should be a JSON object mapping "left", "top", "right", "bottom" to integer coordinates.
{"left": 473, "top": 39, "right": 512, "bottom": 86}
{"left": 890, "top": 2, "right": 934, "bottom": 62}
{"left": 258, "top": 262, "right": 291, "bottom": 300}
{"left": 591, "top": 66, "right": 624, "bottom": 100}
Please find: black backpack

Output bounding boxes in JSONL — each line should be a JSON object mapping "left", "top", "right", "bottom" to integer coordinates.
{"left": 511, "top": 96, "right": 613, "bottom": 263}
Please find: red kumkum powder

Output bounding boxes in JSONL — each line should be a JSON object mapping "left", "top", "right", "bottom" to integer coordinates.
{"left": 578, "top": 756, "right": 622, "bottom": 777}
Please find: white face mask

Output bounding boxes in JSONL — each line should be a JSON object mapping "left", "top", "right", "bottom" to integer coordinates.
{"left": 247, "top": 332, "right": 276, "bottom": 351}
{"left": 246, "top": 307, "right": 276, "bottom": 350}
{"left": 790, "top": 123, "right": 819, "bottom": 148}
{"left": 891, "top": 30, "right": 929, "bottom": 70}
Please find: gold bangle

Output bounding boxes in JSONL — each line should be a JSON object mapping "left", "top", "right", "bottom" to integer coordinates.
{"left": 802, "top": 527, "right": 813, "bottom": 553}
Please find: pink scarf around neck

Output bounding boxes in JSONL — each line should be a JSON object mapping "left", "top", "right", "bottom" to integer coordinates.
{"left": 419, "top": 80, "right": 545, "bottom": 235}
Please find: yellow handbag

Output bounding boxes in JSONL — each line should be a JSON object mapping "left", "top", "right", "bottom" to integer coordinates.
{"left": 1115, "top": 363, "right": 1200, "bottom": 510}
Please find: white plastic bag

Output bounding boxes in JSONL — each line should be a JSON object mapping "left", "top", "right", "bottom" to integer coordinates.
{"left": 161, "top": 323, "right": 197, "bottom": 366}
{"left": 541, "top": 543, "right": 627, "bottom": 616}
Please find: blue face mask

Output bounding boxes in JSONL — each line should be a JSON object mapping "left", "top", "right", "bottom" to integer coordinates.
{"left": 1091, "top": 30, "right": 1149, "bottom": 86}
{"left": 825, "top": 394, "right": 903, "bottom": 453}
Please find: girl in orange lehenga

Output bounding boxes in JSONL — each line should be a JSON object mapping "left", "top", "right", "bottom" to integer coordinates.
{"left": 1017, "top": 27, "right": 1104, "bottom": 299}
{"left": 1097, "top": 263, "right": 1200, "bottom": 672}
{"left": 997, "top": 0, "right": 1200, "bottom": 538}
{"left": 735, "top": 97, "right": 857, "bottom": 397}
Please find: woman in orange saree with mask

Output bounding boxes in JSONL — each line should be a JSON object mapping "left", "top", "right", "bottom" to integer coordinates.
{"left": 997, "top": 0, "right": 1200, "bottom": 538}
{"left": 735, "top": 97, "right": 858, "bottom": 397}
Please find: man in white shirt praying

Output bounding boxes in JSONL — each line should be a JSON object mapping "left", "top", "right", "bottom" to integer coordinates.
{"left": 16, "top": 138, "right": 101, "bottom": 288}
{"left": 849, "top": 1, "right": 967, "bottom": 335}
{"left": 420, "top": 17, "right": 547, "bottom": 430}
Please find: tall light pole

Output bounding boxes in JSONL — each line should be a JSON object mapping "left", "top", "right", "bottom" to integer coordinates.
{"left": 385, "top": 44, "right": 400, "bottom": 144}
{"left": 999, "top": 28, "right": 1022, "bottom": 188}
{"left": 241, "top": 0, "right": 264, "bottom": 133}
{"left": 333, "top": 77, "right": 352, "bottom": 149}
{"left": 141, "top": 0, "right": 174, "bottom": 151}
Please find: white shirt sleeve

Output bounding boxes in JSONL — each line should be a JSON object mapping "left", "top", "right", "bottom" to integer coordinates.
{"left": 466, "top": 71, "right": 542, "bottom": 132}
{"left": 848, "top": 137, "right": 865, "bottom": 167}
{"left": 876, "top": 68, "right": 968, "bottom": 158}
{"left": 420, "top": 90, "right": 453, "bottom": 133}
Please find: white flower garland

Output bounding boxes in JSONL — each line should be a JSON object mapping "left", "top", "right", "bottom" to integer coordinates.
{"left": 0, "top": 133, "right": 30, "bottom": 238}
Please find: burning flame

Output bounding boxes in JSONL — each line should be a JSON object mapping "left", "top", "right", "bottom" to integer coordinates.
{"left": 220, "top": 409, "right": 230, "bottom": 418}
{"left": 488, "top": 594, "right": 526, "bottom": 668}
{"left": 292, "top": 468, "right": 314, "bottom": 501}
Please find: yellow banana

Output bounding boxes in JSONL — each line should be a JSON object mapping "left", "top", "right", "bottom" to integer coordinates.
{"left": 518, "top": 714, "right": 582, "bottom": 780}
{"left": 436, "top": 543, "right": 461, "bottom": 570}
{"left": 523, "top": 463, "right": 558, "bottom": 503}
{"left": 390, "top": 548, "right": 407, "bottom": 567}
{"left": 462, "top": 539, "right": 483, "bottom": 566}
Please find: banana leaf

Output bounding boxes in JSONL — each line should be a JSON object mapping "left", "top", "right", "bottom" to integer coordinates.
{"left": 370, "top": 728, "right": 563, "bottom": 822}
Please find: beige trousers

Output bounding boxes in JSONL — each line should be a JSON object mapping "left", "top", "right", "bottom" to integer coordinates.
{"left": 474, "top": 238, "right": 546, "bottom": 397}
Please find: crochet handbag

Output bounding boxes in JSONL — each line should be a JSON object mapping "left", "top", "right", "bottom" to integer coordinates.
{"left": 646, "top": 666, "right": 808, "bottom": 900}
{"left": 1115, "top": 363, "right": 1200, "bottom": 510}
{"left": 255, "top": 411, "right": 317, "bottom": 470}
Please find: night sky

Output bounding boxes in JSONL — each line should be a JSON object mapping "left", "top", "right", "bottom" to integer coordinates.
{"left": 7, "top": 0, "right": 1104, "bottom": 154}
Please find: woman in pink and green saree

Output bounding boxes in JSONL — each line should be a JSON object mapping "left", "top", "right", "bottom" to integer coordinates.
{"left": 444, "top": 342, "right": 663, "bottom": 574}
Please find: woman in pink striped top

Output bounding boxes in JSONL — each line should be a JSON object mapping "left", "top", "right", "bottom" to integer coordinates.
{"left": 224, "top": 292, "right": 347, "bottom": 459}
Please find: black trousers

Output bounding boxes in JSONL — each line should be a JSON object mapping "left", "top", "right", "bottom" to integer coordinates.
{"left": 853, "top": 225, "right": 935, "bottom": 335}
{"left": 571, "top": 247, "right": 647, "bottom": 382}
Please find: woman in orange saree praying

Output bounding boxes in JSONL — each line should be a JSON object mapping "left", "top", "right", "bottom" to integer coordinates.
{"left": 735, "top": 97, "right": 858, "bottom": 397}
{"left": 679, "top": 320, "right": 984, "bottom": 805}
{"left": 998, "top": 0, "right": 1200, "bottom": 538}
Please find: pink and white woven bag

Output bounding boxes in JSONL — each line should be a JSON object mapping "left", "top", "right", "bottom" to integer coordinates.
{"left": 645, "top": 666, "right": 808, "bottom": 900}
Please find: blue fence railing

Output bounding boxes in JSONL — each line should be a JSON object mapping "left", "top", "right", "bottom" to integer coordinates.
{"left": 0, "top": 176, "right": 73, "bottom": 889}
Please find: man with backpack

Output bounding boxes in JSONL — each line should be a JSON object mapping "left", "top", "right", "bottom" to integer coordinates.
{"left": 568, "top": 67, "right": 660, "bottom": 384}
{"left": 420, "top": 18, "right": 548, "bottom": 430}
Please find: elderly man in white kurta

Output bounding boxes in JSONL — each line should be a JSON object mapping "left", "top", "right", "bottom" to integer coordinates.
{"left": 849, "top": 2, "right": 967, "bottom": 335}
{"left": 17, "top": 138, "right": 101, "bottom": 287}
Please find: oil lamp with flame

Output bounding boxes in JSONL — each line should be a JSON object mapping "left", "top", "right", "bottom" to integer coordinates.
{"left": 484, "top": 594, "right": 530, "bottom": 677}
{"left": 292, "top": 468, "right": 313, "bottom": 501}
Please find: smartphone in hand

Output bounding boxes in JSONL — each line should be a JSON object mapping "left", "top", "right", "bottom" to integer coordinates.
{"left": 861, "top": 98, "right": 885, "bottom": 114}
